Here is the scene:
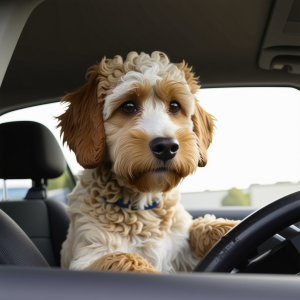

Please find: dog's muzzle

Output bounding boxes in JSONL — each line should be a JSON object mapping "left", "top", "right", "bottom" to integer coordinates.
{"left": 149, "top": 137, "right": 179, "bottom": 163}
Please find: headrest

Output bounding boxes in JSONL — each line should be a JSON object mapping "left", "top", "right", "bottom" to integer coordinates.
{"left": 0, "top": 121, "right": 66, "bottom": 180}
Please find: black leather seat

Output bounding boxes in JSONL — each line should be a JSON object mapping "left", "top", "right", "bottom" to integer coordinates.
{"left": 0, "top": 121, "right": 70, "bottom": 267}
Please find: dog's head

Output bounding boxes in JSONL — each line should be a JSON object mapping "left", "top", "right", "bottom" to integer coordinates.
{"left": 58, "top": 52, "right": 214, "bottom": 193}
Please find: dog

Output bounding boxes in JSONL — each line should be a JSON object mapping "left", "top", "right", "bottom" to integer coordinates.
{"left": 58, "top": 51, "right": 239, "bottom": 273}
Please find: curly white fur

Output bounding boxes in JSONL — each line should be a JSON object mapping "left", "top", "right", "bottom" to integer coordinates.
{"left": 61, "top": 176, "right": 200, "bottom": 272}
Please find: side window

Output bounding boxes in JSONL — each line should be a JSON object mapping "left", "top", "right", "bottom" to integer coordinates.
{"left": 47, "top": 169, "right": 76, "bottom": 203}
{"left": 2, "top": 88, "right": 300, "bottom": 209}
{"left": 177, "top": 87, "right": 300, "bottom": 209}
{"left": 0, "top": 172, "right": 75, "bottom": 203}
{"left": 0, "top": 179, "right": 31, "bottom": 200}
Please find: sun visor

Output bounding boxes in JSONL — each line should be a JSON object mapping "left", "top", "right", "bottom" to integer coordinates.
{"left": 258, "top": 0, "right": 300, "bottom": 75}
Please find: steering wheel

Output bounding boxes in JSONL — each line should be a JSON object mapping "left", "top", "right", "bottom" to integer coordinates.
{"left": 193, "top": 191, "right": 300, "bottom": 273}
{"left": 0, "top": 209, "right": 49, "bottom": 267}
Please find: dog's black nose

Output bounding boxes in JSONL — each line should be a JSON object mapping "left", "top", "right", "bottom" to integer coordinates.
{"left": 149, "top": 138, "right": 179, "bottom": 163}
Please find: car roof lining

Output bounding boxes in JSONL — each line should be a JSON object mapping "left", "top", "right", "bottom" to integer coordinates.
{"left": 258, "top": 0, "right": 300, "bottom": 74}
{"left": 0, "top": 0, "right": 299, "bottom": 116}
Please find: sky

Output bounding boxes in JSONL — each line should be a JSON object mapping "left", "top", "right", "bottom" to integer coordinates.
{"left": 1, "top": 87, "right": 300, "bottom": 192}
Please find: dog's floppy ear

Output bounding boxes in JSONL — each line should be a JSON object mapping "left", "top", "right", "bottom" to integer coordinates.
{"left": 57, "top": 65, "right": 105, "bottom": 169}
{"left": 192, "top": 100, "right": 215, "bottom": 167}
{"left": 176, "top": 60, "right": 215, "bottom": 167}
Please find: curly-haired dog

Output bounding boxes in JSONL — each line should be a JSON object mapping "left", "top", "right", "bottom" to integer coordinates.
{"left": 59, "top": 51, "right": 239, "bottom": 273}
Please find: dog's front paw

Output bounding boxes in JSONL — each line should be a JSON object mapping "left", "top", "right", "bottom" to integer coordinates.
{"left": 84, "top": 252, "right": 160, "bottom": 273}
{"left": 189, "top": 214, "right": 240, "bottom": 257}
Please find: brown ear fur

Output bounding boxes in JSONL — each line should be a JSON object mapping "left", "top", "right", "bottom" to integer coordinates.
{"left": 192, "top": 101, "right": 215, "bottom": 167}
{"left": 176, "top": 61, "right": 215, "bottom": 167}
{"left": 57, "top": 65, "right": 105, "bottom": 169}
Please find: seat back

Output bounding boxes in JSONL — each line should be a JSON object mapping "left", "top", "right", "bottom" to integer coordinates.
{"left": 0, "top": 121, "right": 70, "bottom": 266}
{"left": 0, "top": 200, "right": 70, "bottom": 266}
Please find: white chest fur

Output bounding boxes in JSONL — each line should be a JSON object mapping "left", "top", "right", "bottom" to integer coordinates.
{"left": 61, "top": 169, "right": 200, "bottom": 273}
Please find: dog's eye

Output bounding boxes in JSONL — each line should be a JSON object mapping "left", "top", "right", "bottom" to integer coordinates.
{"left": 120, "top": 102, "right": 137, "bottom": 115}
{"left": 169, "top": 101, "right": 181, "bottom": 114}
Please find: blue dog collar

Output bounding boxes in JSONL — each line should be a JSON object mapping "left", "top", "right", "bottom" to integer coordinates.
{"left": 103, "top": 197, "right": 160, "bottom": 211}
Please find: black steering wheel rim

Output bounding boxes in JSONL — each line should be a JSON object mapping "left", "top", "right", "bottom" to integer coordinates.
{"left": 193, "top": 191, "right": 300, "bottom": 273}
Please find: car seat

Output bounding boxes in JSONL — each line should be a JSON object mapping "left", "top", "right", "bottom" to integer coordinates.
{"left": 0, "top": 121, "right": 70, "bottom": 267}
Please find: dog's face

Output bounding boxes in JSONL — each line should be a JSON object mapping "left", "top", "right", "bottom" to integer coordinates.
{"left": 58, "top": 52, "right": 214, "bottom": 193}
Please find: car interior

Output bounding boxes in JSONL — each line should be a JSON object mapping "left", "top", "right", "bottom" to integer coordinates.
{"left": 0, "top": 0, "right": 300, "bottom": 299}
